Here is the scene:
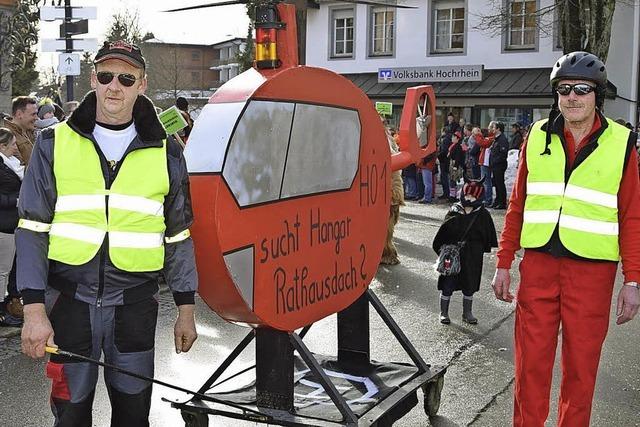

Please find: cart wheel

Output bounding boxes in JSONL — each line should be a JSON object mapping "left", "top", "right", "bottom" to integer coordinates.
{"left": 181, "top": 410, "right": 209, "bottom": 427}
{"left": 422, "top": 374, "right": 444, "bottom": 416}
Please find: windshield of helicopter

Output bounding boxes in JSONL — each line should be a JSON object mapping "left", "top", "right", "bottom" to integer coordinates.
{"left": 184, "top": 101, "right": 247, "bottom": 173}
{"left": 222, "top": 100, "right": 361, "bottom": 207}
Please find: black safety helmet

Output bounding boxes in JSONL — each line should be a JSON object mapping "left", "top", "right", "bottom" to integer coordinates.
{"left": 540, "top": 51, "right": 608, "bottom": 156}
{"left": 550, "top": 51, "right": 607, "bottom": 88}
{"left": 550, "top": 51, "right": 607, "bottom": 109}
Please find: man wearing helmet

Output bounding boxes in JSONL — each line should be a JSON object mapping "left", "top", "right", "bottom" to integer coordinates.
{"left": 492, "top": 51, "right": 640, "bottom": 426}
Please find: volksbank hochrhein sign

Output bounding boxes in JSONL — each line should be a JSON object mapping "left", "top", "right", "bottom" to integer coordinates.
{"left": 377, "top": 65, "right": 483, "bottom": 83}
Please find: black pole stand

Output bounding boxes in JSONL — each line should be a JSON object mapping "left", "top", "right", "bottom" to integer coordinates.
{"left": 64, "top": 0, "right": 74, "bottom": 102}
{"left": 170, "top": 290, "right": 446, "bottom": 426}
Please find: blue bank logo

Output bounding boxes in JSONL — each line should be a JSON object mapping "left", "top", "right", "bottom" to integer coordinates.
{"left": 378, "top": 69, "right": 392, "bottom": 81}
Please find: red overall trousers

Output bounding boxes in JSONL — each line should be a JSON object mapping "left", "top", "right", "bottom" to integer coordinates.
{"left": 514, "top": 250, "right": 617, "bottom": 427}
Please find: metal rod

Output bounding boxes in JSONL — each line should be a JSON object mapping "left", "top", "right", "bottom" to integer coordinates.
{"left": 298, "top": 324, "right": 312, "bottom": 338}
{"left": 289, "top": 333, "right": 359, "bottom": 426}
{"left": 45, "top": 346, "right": 267, "bottom": 418}
{"left": 195, "top": 326, "right": 309, "bottom": 397}
{"left": 197, "top": 329, "right": 255, "bottom": 394}
{"left": 366, "top": 289, "right": 430, "bottom": 372}
{"left": 210, "top": 364, "right": 255, "bottom": 390}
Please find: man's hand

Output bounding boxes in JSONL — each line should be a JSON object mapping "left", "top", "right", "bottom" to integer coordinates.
{"left": 492, "top": 268, "right": 514, "bottom": 303}
{"left": 21, "top": 303, "right": 55, "bottom": 359}
{"left": 616, "top": 285, "right": 640, "bottom": 325}
{"left": 174, "top": 304, "right": 197, "bottom": 354}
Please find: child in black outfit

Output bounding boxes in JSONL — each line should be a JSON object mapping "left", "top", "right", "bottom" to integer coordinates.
{"left": 432, "top": 177, "right": 498, "bottom": 324}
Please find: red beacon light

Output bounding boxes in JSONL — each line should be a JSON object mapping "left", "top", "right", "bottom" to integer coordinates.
{"left": 254, "top": 4, "right": 282, "bottom": 69}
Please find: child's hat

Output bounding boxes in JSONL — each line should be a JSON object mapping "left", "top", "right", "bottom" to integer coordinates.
{"left": 463, "top": 178, "right": 485, "bottom": 199}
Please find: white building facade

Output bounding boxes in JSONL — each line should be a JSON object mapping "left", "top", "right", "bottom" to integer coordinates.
{"left": 306, "top": 0, "right": 640, "bottom": 132}
{"left": 211, "top": 38, "right": 248, "bottom": 84}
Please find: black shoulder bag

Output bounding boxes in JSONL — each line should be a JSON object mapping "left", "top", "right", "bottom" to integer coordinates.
{"left": 435, "top": 212, "right": 479, "bottom": 276}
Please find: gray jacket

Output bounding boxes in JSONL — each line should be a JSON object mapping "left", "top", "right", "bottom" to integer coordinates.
{"left": 16, "top": 92, "right": 197, "bottom": 307}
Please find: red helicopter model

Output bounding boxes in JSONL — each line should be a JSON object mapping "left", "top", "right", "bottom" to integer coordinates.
{"left": 182, "top": 3, "right": 436, "bottom": 332}
{"left": 167, "top": 1, "right": 444, "bottom": 425}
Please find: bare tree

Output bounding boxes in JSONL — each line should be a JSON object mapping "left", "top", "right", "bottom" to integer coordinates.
{"left": 579, "top": 1, "right": 616, "bottom": 60}
{"left": 104, "top": 9, "right": 143, "bottom": 45}
{"left": 236, "top": 23, "right": 254, "bottom": 72}
{"left": 473, "top": 0, "right": 624, "bottom": 62}
{"left": 0, "top": 0, "right": 41, "bottom": 96}
{"left": 142, "top": 42, "right": 193, "bottom": 109}
{"left": 35, "top": 65, "right": 62, "bottom": 100}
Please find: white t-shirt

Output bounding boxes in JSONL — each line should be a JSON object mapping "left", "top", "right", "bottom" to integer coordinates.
{"left": 93, "top": 122, "right": 137, "bottom": 163}
{"left": 483, "top": 147, "right": 491, "bottom": 167}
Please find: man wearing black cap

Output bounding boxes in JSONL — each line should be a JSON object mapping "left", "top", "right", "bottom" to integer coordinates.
{"left": 16, "top": 40, "right": 198, "bottom": 426}
{"left": 492, "top": 51, "right": 640, "bottom": 426}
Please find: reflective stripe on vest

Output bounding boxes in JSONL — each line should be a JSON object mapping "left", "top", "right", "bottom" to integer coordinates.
{"left": 49, "top": 123, "right": 170, "bottom": 271}
{"left": 165, "top": 229, "right": 191, "bottom": 244}
{"left": 18, "top": 218, "right": 52, "bottom": 232}
{"left": 520, "top": 118, "right": 629, "bottom": 261}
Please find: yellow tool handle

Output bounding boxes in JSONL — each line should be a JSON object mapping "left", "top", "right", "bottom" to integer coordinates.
{"left": 45, "top": 346, "right": 59, "bottom": 354}
{"left": 40, "top": 345, "right": 268, "bottom": 418}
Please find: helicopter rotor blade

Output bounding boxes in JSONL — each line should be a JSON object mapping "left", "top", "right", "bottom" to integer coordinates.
{"left": 317, "top": 0, "right": 416, "bottom": 9}
{"left": 164, "top": 0, "right": 248, "bottom": 13}
{"left": 165, "top": 0, "right": 417, "bottom": 12}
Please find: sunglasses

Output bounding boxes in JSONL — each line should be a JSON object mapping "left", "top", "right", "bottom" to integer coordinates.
{"left": 96, "top": 71, "right": 140, "bottom": 87}
{"left": 555, "top": 83, "right": 596, "bottom": 96}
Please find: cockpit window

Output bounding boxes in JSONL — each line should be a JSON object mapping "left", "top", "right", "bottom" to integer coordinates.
{"left": 188, "top": 99, "right": 361, "bottom": 207}
{"left": 184, "top": 102, "right": 247, "bottom": 173}
{"left": 223, "top": 101, "right": 295, "bottom": 206}
{"left": 281, "top": 103, "right": 360, "bottom": 198}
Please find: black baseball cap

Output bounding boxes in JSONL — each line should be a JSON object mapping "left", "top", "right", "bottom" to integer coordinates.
{"left": 94, "top": 40, "right": 145, "bottom": 70}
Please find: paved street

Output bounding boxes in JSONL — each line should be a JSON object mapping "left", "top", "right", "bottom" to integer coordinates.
{"left": 1, "top": 200, "right": 639, "bottom": 426}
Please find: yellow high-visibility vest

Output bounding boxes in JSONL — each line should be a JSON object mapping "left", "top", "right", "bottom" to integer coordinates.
{"left": 47, "top": 123, "right": 170, "bottom": 271}
{"left": 520, "top": 118, "right": 630, "bottom": 261}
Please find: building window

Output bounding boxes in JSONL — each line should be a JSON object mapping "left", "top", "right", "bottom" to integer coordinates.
{"left": 192, "top": 50, "right": 201, "bottom": 61}
{"left": 191, "top": 71, "right": 199, "bottom": 83}
{"left": 432, "top": 1, "right": 465, "bottom": 53}
{"left": 370, "top": 7, "right": 394, "bottom": 56}
{"left": 229, "top": 66, "right": 239, "bottom": 80}
{"left": 331, "top": 8, "right": 354, "bottom": 58}
{"left": 506, "top": 0, "right": 537, "bottom": 49}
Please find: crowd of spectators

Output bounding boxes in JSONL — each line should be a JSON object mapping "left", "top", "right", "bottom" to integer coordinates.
{"left": 0, "top": 96, "right": 79, "bottom": 327}
{"left": 401, "top": 112, "right": 531, "bottom": 210}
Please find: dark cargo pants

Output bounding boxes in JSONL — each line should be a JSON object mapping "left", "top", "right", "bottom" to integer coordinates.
{"left": 45, "top": 290, "right": 158, "bottom": 427}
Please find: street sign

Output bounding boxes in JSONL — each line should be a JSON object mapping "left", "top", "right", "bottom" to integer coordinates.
{"left": 72, "top": 38, "right": 99, "bottom": 52}
{"left": 377, "top": 65, "right": 484, "bottom": 83}
{"left": 40, "top": 6, "right": 97, "bottom": 21}
{"left": 60, "top": 19, "right": 89, "bottom": 38}
{"left": 159, "top": 106, "right": 189, "bottom": 135}
{"left": 42, "top": 39, "right": 66, "bottom": 52}
{"left": 375, "top": 102, "right": 393, "bottom": 116}
{"left": 42, "top": 38, "right": 99, "bottom": 52}
{"left": 58, "top": 53, "right": 81, "bottom": 76}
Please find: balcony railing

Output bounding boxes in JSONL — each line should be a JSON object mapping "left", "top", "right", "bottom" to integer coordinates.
{"left": 210, "top": 57, "right": 240, "bottom": 67}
